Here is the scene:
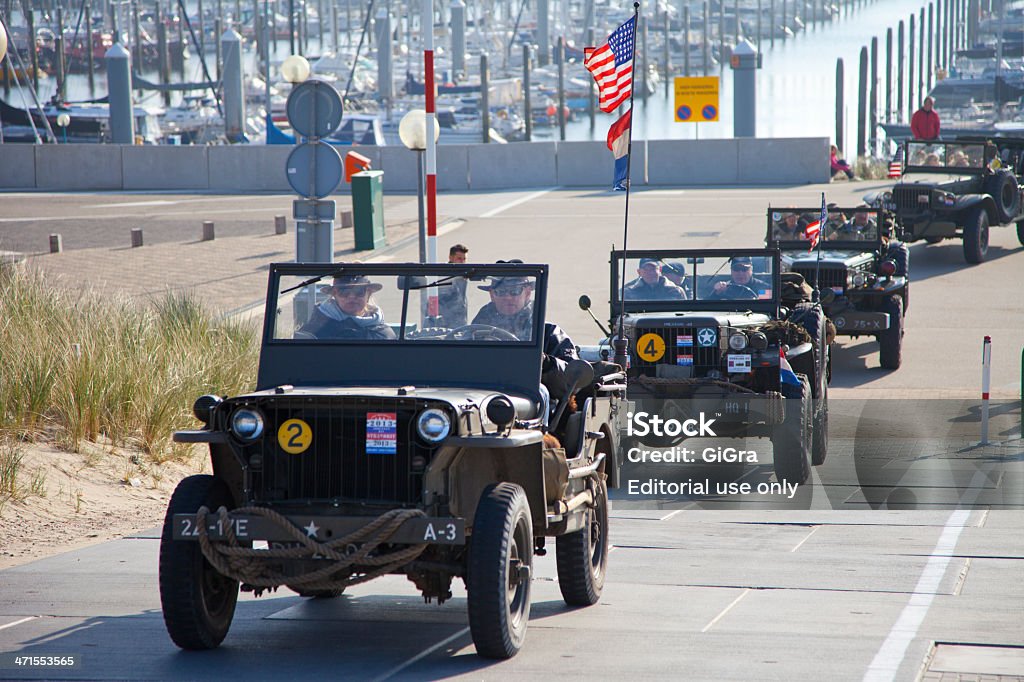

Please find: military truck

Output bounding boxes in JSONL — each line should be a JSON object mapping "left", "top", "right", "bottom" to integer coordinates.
{"left": 766, "top": 206, "right": 908, "bottom": 370}
{"left": 579, "top": 249, "right": 830, "bottom": 484}
{"left": 867, "top": 138, "right": 1024, "bottom": 263}
{"left": 160, "top": 262, "right": 625, "bottom": 659}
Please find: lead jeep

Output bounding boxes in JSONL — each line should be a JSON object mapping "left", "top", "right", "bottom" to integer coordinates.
{"left": 579, "top": 249, "right": 829, "bottom": 485}
{"left": 867, "top": 138, "right": 1024, "bottom": 263}
{"left": 766, "top": 206, "right": 908, "bottom": 370}
{"left": 160, "top": 261, "right": 625, "bottom": 659}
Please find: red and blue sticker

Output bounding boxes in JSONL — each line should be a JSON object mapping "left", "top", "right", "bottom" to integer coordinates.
{"left": 366, "top": 412, "right": 397, "bottom": 454}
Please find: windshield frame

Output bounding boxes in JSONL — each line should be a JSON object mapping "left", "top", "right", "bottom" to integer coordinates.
{"left": 610, "top": 248, "right": 782, "bottom": 317}
{"left": 257, "top": 262, "right": 548, "bottom": 398}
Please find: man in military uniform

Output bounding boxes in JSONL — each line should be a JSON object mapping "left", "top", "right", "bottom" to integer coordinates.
{"left": 623, "top": 258, "right": 686, "bottom": 300}
{"left": 661, "top": 261, "right": 692, "bottom": 298}
{"left": 773, "top": 212, "right": 807, "bottom": 240}
{"left": 828, "top": 207, "right": 875, "bottom": 240}
{"left": 471, "top": 268, "right": 578, "bottom": 397}
{"left": 707, "top": 257, "right": 772, "bottom": 299}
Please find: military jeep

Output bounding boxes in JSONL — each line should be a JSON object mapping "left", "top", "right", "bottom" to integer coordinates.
{"left": 867, "top": 138, "right": 1024, "bottom": 263}
{"left": 766, "top": 206, "right": 908, "bottom": 370}
{"left": 579, "top": 249, "right": 829, "bottom": 485}
{"left": 160, "top": 262, "right": 625, "bottom": 659}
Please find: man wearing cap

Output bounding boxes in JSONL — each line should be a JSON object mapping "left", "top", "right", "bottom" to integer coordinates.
{"left": 470, "top": 270, "right": 579, "bottom": 395}
{"left": 661, "top": 261, "right": 692, "bottom": 297}
{"left": 297, "top": 274, "right": 397, "bottom": 340}
{"left": 707, "top": 257, "right": 772, "bottom": 299}
{"left": 828, "top": 207, "right": 875, "bottom": 240}
{"left": 623, "top": 259, "right": 686, "bottom": 300}
{"left": 773, "top": 212, "right": 807, "bottom": 240}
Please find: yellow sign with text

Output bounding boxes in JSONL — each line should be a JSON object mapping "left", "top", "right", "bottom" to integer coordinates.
{"left": 674, "top": 76, "right": 720, "bottom": 122}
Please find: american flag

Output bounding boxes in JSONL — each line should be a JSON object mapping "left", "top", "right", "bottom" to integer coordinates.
{"left": 584, "top": 17, "right": 636, "bottom": 113}
{"left": 804, "top": 194, "right": 826, "bottom": 251}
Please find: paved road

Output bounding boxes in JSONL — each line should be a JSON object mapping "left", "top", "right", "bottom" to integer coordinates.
{"left": 1, "top": 183, "right": 1022, "bottom": 680}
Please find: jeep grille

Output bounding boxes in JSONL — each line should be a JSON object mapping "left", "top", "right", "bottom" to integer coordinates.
{"left": 243, "top": 397, "right": 442, "bottom": 506}
{"left": 633, "top": 326, "right": 721, "bottom": 374}
{"left": 893, "top": 186, "right": 932, "bottom": 213}
{"left": 791, "top": 265, "right": 847, "bottom": 292}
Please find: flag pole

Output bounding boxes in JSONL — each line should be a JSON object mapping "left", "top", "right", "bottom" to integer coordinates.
{"left": 613, "top": 1, "right": 642, "bottom": 370}
{"left": 812, "top": 191, "right": 826, "bottom": 303}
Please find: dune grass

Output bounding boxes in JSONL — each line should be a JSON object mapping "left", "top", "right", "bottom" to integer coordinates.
{"left": 0, "top": 267, "right": 259, "bottom": 461}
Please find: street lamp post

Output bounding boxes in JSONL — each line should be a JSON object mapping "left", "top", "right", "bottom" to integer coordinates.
{"left": 56, "top": 113, "right": 70, "bottom": 143}
{"left": 398, "top": 108, "right": 439, "bottom": 264}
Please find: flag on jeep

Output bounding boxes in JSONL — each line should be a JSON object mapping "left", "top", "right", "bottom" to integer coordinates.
{"left": 779, "top": 348, "right": 802, "bottom": 386}
{"left": 607, "top": 109, "right": 631, "bottom": 191}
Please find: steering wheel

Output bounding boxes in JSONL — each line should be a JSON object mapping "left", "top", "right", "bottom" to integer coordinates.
{"left": 444, "top": 324, "right": 520, "bottom": 341}
{"left": 718, "top": 283, "right": 759, "bottom": 300}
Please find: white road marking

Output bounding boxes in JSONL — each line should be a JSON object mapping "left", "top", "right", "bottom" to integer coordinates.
{"left": 371, "top": 626, "right": 470, "bottom": 681}
{"left": 861, "top": 509, "right": 973, "bottom": 682}
{"left": 0, "top": 616, "right": 38, "bottom": 631}
{"left": 89, "top": 200, "right": 179, "bottom": 208}
{"left": 790, "top": 526, "right": 819, "bottom": 553}
{"left": 479, "top": 187, "right": 559, "bottom": 218}
{"left": 701, "top": 589, "right": 750, "bottom": 633}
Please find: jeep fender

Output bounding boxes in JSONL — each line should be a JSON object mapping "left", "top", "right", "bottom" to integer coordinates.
{"left": 954, "top": 194, "right": 997, "bottom": 222}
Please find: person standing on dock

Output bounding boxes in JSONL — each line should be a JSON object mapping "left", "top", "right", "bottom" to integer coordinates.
{"left": 911, "top": 97, "right": 941, "bottom": 140}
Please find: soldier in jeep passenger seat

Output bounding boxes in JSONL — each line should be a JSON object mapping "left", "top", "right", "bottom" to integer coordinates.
{"left": 471, "top": 267, "right": 579, "bottom": 399}
{"left": 707, "top": 257, "right": 772, "bottom": 299}
{"left": 297, "top": 275, "right": 397, "bottom": 340}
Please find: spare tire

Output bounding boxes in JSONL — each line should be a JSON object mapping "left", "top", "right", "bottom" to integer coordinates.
{"left": 886, "top": 241, "right": 910, "bottom": 278}
{"left": 985, "top": 171, "right": 1020, "bottom": 224}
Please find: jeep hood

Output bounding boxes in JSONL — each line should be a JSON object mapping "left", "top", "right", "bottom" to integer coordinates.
{"left": 626, "top": 311, "right": 773, "bottom": 327}
{"left": 897, "top": 171, "right": 975, "bottom": 185}
{"left": 783, "top": 250, "right": 875, "bottom": 267}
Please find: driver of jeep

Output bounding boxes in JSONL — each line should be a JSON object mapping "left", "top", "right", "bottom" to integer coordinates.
{"left": 829, "top": 208, "right": 875, "bottom": 240}
{"left": 708, "top": 257, "right": 771, "bottom": 299}
{"left": 471, "top": 269, "right": 579, "bottom": 397}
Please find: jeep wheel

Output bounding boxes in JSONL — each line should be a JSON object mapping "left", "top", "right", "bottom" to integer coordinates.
{"left": 986, "top": 170, "right": 1020, "bottom": 224}
{"left": 771, "top": 376, "right": 812, "bottom": 485}
{"left": 811, "top": 380, "right": 829, "bottom": 466}
{"left": 963, "top": 206, "right": 990, "bottom": 264}
{"left": 159, "top": 475, "right": 239, "bottom": 650}
{"left": 791, "top": 302, "right": 826, "bottom": 393}
{"left": 925, "top": 235, "right": 943, "bottom": 244}
{"left": 467, "top": 483, "right": 533, "bottom": 659}
{"left": 878, "top": 295, "right": 904, "bottom": 370}
{"left": 1017, "top": 220, "right": 1024, "bottom": 247}
{"left": 887, "top": 241, "right": 910, "bottom": 278}
{"left": 555, "top": 479, "right": 609, "bottom": 607}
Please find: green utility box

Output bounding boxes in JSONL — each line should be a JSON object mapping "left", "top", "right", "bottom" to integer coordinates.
{"left": 352, "top": 170, "right": 386, "bottom": 250}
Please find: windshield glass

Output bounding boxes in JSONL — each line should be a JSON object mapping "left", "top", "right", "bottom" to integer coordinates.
{"left": 906, "top": 141, "right": 985, "bottom": 169}
{"left": 617, "top": 254, "right": 775, "bottom": 303}
{"left": 770, "top": 207, "right": 881, "bottom": 245}
{"left": 272, "top": 265, "right": 540, "bottom": 344}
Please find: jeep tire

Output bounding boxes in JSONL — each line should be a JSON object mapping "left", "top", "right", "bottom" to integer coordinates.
{"left": 887, "top": 241, "right": 910, "bottom": 278}
{"left": 812, "top": 380, "right": 829, "bottom": 465}
{"left": 1017, "top": 220, "right": 1024, "bottom": 247}
{"left": 878, "top": 295, "right": 904, "bottom": 370}
{"left": 772, "top": 375, "right": 812, "bottom": 485}
{"left": 791, "top": 302, "right": 826, "bottom": 393}
{"left": 467, "top": 483, "right": 533, "bottom": 659}
{"left": 159, "top": 475, "right": 240, "bottom": 650}
{"left": 556, "top": 478, "right": 609, "bottom": 606}
{"left": 963, "top": 205, "right": 990, "bottom": 264}
{"left": 986, "top": 170, "right": 1020, "bottom": 224}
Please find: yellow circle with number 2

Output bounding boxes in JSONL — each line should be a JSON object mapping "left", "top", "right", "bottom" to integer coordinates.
{"left": 636, "top": 333, "right": 666, "bottom": 362}
{"left": 277, "top": 418, "right": 312, "bottom": 454}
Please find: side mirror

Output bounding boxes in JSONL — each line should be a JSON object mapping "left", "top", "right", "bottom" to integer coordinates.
{"left": 578, "top": 294, "right": 592, "bottom": 311}
{"left": 396, "top": 275, "right": 428, "bottom": 290}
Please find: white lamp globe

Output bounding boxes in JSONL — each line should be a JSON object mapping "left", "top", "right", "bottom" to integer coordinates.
{"left": 398, "top": 109, "right": 439, "bottom": 150}
{"left": 280, "top": 55, "right": 310, "bottom": 83}
{"left": 56, "top": 113, "right": 71, "bottom": 127}
{"left": 0, "top": 21, "right": 8, "bottom": 63}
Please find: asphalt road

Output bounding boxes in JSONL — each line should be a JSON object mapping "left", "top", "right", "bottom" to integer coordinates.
{"left": 1, "top": 182, "right": 1022, "bottom": 680}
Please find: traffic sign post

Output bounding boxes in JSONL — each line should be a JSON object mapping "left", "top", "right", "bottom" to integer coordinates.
{"left": 284, "top": 79, "right": 345, "bottom": 264}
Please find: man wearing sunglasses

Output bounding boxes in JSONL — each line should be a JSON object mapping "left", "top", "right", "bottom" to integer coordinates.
{"left": 297, "top": 274, "right": 397, "bottom": 340}
{"left": 471, "top": 269, "right": 579, "bottom": 397}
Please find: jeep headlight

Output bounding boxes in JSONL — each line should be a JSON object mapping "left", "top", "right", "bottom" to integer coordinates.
{"left": 749, "top": 331, "right": 769, "bottom": 350}
{"left": 851, "top": 272, "right": 867, "bottom": 287}
{"left": 416, "top": 408, "right": 451, "bottom": 443}
{"left": 193, "top": 394, "right": 222, "bottom": 425}
{"left": 728, "top": 332, "right": 748, "bottom": 351}
{"left": 231, "top": 408, "right": 264, "bottom": 440}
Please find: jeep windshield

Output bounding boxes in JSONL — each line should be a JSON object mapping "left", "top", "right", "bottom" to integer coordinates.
{"left": 257, "top": 262, "right": 548, "bottom": 395}
{"left": 904, "top": 141, "right": 987, "bottom": 171}
{"left": 610, "top": 249, "right": 781, "bottom": 315}
{"left": 767, "top": 206, "right": 883, "bottom": 250}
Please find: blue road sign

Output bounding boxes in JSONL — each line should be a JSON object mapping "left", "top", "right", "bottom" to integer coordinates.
{"left": 702, "top": 105, "right": 717, "bottom": 121}
{"left": 677, "top": 105, "right": 692, "bottom": 121}
{"left": 286, "top": 143, "right": 344, "bottom": 199}
{"left": 286, "top": 79, "right": 344, "bottom": 139}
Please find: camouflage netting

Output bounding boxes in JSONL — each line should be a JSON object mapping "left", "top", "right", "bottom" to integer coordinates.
{"left": 758, "top": 320, "right": 812, "bottom": 347}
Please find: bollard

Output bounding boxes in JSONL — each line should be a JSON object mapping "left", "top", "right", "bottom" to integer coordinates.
{"left": 340, "top": 210, "right": 353, "bottom": 228}
{"left": 202, "top": 221, "right": 215, "bottom": 241}
{"left": 131, "top": 228, "right": 144, "bottom": 248}
{"left": 49, "top": 234, "right": 63, "bottom": 254}
{"left": 981, "top": 335, "right": 991, "bottom": 445}
{"left": 275, "top": 215, "right": 287, "bottom": 234}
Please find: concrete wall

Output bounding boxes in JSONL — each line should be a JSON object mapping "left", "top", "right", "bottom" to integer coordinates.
{"left": 0, "top": 137, "right": 830, "bottom": 191}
